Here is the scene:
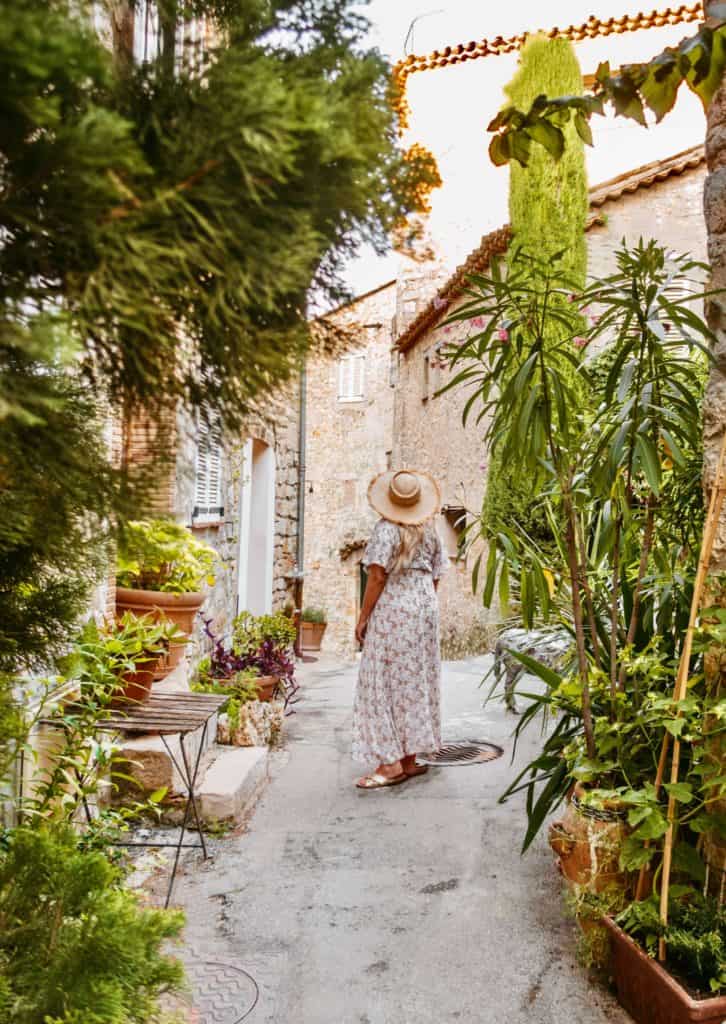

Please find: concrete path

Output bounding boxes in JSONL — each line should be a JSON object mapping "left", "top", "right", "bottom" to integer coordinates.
{"left": 176, "top": 656, "right": 630, "bottom": 1024}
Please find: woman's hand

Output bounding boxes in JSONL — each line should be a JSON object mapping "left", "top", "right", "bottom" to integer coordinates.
{"left": 355, "top": 617, "right": 368, "bottom": 646}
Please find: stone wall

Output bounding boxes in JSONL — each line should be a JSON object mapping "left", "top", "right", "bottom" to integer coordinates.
{"left": 393, "top": 280, "right": 494, "bottom": 657}
{"left": 303, "top": 283, "right": 397, "bottom": 658}
{"left": 586, "top": 167, "right": 706, "bottom": 279}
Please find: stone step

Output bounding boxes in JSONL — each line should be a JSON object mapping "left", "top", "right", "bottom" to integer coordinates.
{"left": 197, "top": 745, "right": 269, "bottom": 825}
{"left": 119, "top": 713, "right": 219, "bottom": 797}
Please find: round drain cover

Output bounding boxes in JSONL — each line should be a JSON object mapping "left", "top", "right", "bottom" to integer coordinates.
{"left": 181, "top": 958, "right": 259, "bottom": 1024}
{"left": 418, "top": 741, "right": 503, "bottom": 767}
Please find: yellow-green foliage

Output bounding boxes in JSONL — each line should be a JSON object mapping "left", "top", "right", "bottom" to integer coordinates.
{"left": 485, "top": 36, "right": 588, "bottom": 546}
{"left": 505, "top": 35, "right": 588, "bottom": 270}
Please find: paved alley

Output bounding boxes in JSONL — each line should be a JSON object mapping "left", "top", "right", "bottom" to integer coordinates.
{"left": 176, "top": 657, "right": 630, "bottom": 1024}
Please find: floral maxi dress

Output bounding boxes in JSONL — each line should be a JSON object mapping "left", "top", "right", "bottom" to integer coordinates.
{"left": 352, "top": 518, "right": 445, "bottom": 766}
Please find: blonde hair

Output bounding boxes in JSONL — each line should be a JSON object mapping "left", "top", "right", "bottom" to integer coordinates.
{"left": 390, "top": 519, "right": 430, "bottom": 574}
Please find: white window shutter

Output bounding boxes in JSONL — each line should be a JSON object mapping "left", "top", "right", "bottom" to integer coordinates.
{"left": 338, "top": 354, "right": 365, "bottom": 401}
{"left": 194, "top": 413, "right": 223, "bottom": 521}
{"left": 207, "top": 444, "right": 221, "bottom": 508}
{"left": 354, "top": 355, "right": 365, "bottom": 399}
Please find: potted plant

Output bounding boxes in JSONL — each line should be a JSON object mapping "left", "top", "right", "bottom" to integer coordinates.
{"left": 445, "top": 240, "right": 726, "bottom": 1016}
{"left": 602, "top": 893, "right": 726, "bottom": 1024}
{"left": 116, "top": 518, "right": 217, "bottom": 669}
{"left": 191, "top": 660, "right": 283, "bottom": 746}
{"left": 448, "top": 242, "right": 710, "bottom": 874}
{"left": 76, "top": 613, "right": 185, "bottom": 704}
{"left": 231, "top": 610, "right": 297, "bottom": 701}
{"left": 300, "top": 607, "right": 327, "bottom": 651}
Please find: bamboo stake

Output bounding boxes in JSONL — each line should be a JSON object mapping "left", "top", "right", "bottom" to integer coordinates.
{"left": 657, "top": 429, "right": 726, "bottom": 961}
{"left": 636, "top": 434, "right": 726, "bottom": 900}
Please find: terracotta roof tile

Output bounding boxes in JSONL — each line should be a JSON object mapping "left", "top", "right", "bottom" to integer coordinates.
{"left": 393, "top": 5, "right": 701, "bottom": 127}
{"left": 395, "top": 5, "right": 701, "bottom": 80}
{"left": 395, "top": 144, "right": 705, "bottom": 353}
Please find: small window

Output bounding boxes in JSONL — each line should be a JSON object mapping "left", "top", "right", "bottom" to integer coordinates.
{"left": 441, "top": 506, "right": 468, "bottom": 561}
{"left": 193, "top": 416, "right": 224, "bottom": 523}
{"left": 338, "top": 354, "right": 366, "bottom": 402}
{"left": 423, "top": 345, "right": 445, "bottom": 402}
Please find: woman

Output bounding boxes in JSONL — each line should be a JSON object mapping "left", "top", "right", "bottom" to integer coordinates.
{"left": 352, "top": 468, "right": 445, "bottom": 789}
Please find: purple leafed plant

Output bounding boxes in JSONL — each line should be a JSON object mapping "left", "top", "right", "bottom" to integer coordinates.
{"left": 202, "top": 619, "right": 300, "bottom": 713}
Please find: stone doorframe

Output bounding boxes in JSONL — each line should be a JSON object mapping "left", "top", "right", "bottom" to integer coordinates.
{"left": 237, "top": 438, "right": 276, "bottom": 616}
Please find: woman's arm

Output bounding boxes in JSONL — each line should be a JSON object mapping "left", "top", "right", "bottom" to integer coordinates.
{"left": 356, "top": 564, "right": 387, "bottom": 645}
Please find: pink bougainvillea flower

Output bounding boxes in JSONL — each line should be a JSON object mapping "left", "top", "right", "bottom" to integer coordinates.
{"left": 573, "top": 336, "right": 587, "bottom": 349}
{"left": 433, "top": 296, "right": 448, "bottom": 311}
{"left": 581, "top": 306, "right": 591, "bottom": 314}
{"left": 471, "top": 316, "right": 486, "bottom": 328}
{"left": 479, "top": 461, "right": 487, "bottom": 470}
{"left": 444, "top": 325, "right": 452, "bottom": 333}
{"left": 496, "top": 327, "right": 509, "bottom": 342}
{"left": 590, "top": 315, "right": 600, "bottom": 325}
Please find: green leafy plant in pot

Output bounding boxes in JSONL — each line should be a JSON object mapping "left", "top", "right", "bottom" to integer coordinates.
{"left": 444, "top": 240, "right": 713, "bottom": 891}
{"left": 300, "top": 607, "right": 327, "bottom": 652}
{"left": 116, "top": 518, "right": 217, "bottom": 673}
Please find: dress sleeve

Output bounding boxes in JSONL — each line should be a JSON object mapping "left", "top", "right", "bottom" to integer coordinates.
{"left": 362, "top": 519, "right": 399, "bottom": 573}
{"left": 431, "top": 526, "right": 446, "bottom": 581}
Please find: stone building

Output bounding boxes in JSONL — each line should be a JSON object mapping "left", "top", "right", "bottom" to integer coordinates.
{"left": 302, "top": 282, "right": 397, "bottom": 656}
{"left": 303, "top": 146, "right": 708, "bottom": 659}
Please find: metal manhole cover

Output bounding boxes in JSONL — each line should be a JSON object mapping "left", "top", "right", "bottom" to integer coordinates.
{"left": 181, "top": 958, "right": 259, "bottom": 1024}
{"left": 419, "top": 741, "right": 503, "bottom": 766}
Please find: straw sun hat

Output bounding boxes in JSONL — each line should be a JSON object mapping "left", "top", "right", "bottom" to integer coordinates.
{"left": 367, "top": 469, "right": 441, "bottom": 526}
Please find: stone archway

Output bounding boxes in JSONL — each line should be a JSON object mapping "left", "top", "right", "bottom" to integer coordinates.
{"left": 238, "top": 438, "right": 276, "bottom": 615}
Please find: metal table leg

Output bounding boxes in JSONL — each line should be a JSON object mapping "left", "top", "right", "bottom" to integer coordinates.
{"left": 161, "top": 722, "right": 209, "bottom": 907}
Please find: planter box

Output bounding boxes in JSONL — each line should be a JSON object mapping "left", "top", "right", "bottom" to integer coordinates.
{"left": 301, "top": 621, "right": 326, "bottom": 651}
{"left": 603, "top": 916, "right": 726, "bottom": 1024}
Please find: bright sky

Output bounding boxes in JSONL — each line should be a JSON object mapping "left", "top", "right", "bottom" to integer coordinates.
{"left": 341, "top": 0, "right": 706, "bottom": 296}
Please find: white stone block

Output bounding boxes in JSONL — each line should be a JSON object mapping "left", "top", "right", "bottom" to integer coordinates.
{"left": 198, "top": 746, "right": 268, "bottom": 823}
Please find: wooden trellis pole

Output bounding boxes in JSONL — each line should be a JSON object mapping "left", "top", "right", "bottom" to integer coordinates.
{"left": 656, "top": 428, "right": 726, "bottom": 961}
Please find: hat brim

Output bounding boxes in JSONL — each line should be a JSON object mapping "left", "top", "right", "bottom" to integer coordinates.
{"left": 367, "top": 469, "right": 441, "bottom": 526}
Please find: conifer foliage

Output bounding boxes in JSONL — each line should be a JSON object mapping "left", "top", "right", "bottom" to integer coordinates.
{"left": 0, "top": 0, "right": 437, "bottom": 674}
{"left": 483, "top": 36, "right": 588, "bottom": 544}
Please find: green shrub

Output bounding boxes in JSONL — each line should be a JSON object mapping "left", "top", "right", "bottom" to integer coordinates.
{"left": 232, "top": 610, "right": 296, "bottom": 654}
{"left": 301, "top": 607, "right": 326, "bottom": 624}
{"left": 0, "top": 827, "right": 185, "bottom": 1024}
{"left": 116, "top": 519, "right": 217, "bottom": 593}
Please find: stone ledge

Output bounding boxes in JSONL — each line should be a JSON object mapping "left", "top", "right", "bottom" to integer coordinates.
{"left": 198, "top": 746, "right": 269, "bottom": 824}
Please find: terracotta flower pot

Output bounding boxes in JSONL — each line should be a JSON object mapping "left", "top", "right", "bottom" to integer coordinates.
{"left": 301, "top": 621, "right": 326, "bottom": 651}
{"left": 113, "top": 665, "right": 155, "bottom": 705}
{"left": 115, "top": 587, "right": 205, "bottom": 636}
{"left": 254, "top": 675, "right": 280, "bottom": 702}
{"left": 603, "top": 916, "right": 726, "bottom": 1024}
{"left": 548, "top": 782, "right": 630, "bottom": 892}
{"left": 151, "top": 640, "right": 189, "bottom": 680}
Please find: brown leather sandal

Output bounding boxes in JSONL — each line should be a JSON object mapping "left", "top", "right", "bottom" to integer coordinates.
{"left": 404, "top": 764, "right": 429, "bottom": 778}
